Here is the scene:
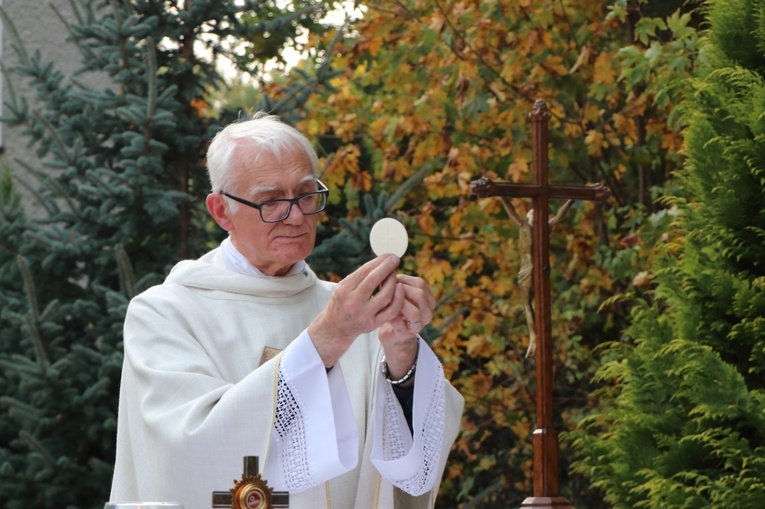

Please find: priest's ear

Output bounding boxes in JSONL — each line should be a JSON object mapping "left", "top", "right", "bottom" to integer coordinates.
{"left": 206, "top": 193, "right": 234, "bottom": 232}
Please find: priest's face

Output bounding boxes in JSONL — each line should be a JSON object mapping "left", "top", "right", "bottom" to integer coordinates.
{"left": 209, "top": 143, "right": 320, "bottom": 277}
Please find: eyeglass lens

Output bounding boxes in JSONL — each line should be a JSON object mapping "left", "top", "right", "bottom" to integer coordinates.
{"left": 261, "top": 192, "right": 327, "bottom": 222}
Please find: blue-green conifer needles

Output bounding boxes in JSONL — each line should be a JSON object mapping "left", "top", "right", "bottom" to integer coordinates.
{"left": 0, "top": 1, "right": 340, "bottom": 508}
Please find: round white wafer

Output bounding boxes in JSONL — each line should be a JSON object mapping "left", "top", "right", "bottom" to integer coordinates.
{"left": 369, "top": 217, "right": 409, "bottom": 257}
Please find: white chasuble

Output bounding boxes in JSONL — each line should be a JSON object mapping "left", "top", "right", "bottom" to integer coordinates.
{"left": 109, "top": 247, "right": 464, "bottom": 509}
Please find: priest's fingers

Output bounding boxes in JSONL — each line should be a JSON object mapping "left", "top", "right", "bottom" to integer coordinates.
{"left": 354, "top": 254, "right": 401, "bottom": 299}
{"left": 377, "top": 313, "right": 419, "bottom": 380}
{"left": 381, "top": 301, "right": 426, "bottom": 343}
{"left": 332, "top": 255, "right": 398, "bottom": 308}
{"left": 400, "top": 298, "right": 426, "bottom": 329}
{"left": 374, "top": 280, "right": 406, "bottom": 326}
{"left": 308, "top": 256, "right": 401, "bottom": 366}
{"left": 375, "top": 276, "right": 434, "bottom": 351}
{"left": 336, "top": 254, "right": 398, "bottom": 298}
{"left": 341, "top": 257, "right": 402, "bottom": 323}
{"left": 395, "top": 274, "right": 435, "bottom": 324}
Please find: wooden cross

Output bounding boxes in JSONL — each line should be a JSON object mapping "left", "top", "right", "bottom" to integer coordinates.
{"left": 469, "top": 99, "right": 610, "bottom": 509}
{"left": 212, "top": 456, "right": 289, "bottom": 509}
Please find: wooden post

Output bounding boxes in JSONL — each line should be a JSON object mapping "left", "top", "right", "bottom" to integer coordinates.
{"left": 469, "top": 100, "right": 610, "bottom": 508}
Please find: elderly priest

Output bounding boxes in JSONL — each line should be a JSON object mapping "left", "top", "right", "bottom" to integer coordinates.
{"left": 109, "top": 113, "right": 464, "bottom": 509}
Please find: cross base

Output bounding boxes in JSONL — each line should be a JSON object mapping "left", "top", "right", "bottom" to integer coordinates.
{"left": 519, "top": 496, "right": 575, "bottom": 508}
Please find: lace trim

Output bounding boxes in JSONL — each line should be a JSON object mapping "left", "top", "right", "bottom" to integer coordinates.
{"left": 382, "top": 383, "right": 409, "bottom": 459}
{"left": 275, "top": 365, "right": 316, "bottom": 491}
{"left": 381, "top": 362, "right": 446, "bottom": 495}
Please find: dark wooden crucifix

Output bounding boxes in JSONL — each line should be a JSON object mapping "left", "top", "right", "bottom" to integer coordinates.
{"left": 212, "top": 456, "right": 289, "bottom": 509}
{"left": 470, "top": 99, "right": 610, "bottom": 509}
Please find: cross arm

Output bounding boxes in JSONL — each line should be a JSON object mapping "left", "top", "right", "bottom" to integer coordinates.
{"left": 469, "top": 176, "right": 611, "bottom": 203}
{"left": 212, "top": 491, "right": 289, "bottom": 508}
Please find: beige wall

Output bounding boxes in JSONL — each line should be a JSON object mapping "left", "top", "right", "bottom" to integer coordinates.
{"left": 1, "top": 1, "right": 98, "bottom": 214}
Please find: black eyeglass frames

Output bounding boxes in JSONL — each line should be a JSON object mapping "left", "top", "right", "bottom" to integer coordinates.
{"left": 219, "top": 180, "right": 329, "bottom": 223}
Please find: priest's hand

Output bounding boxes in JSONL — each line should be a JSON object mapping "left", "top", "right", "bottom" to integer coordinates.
{"left": 308, "top": 254, "right": 405, "bottom": 368}
{"left": 378, "top": 274, "right": 435, "bottom": 381}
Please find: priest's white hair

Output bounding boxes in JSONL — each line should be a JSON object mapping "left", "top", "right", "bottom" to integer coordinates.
{"left": 206, "top": 112, "right": 319, "bottom": 195}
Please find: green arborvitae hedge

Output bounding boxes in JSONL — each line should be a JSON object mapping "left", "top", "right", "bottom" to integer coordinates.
{"left": 570, "top": 0, "right": 765, "bottom": 507}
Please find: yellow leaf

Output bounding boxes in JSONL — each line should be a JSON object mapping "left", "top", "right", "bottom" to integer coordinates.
{"left": 593, "top": 51, "right": 616, "bottom": 84}
{"left": 488, "top": 82, "right": 506, "bottom": 102}
{"left": 584, "top": 130, "right": 606, "bottom": 156}
{"left": 511, "top": 418, "right": 532, "bottom": 442}
{"left": 507, "top": 157, "right": 529, "bottom": 180}
{"left": 568, "top": 45, "right": 591, "bottom": 74}
{"left": 466, "top": 335, "right": 496, "bottom": 358}
{"left": 632, "top": 271, "right": 654, "bottom": 287}
{"left": 421, "top": 259, "right": 452, "bottom": 284}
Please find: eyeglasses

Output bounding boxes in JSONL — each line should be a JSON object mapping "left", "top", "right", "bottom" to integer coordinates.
{"left": 220, "top": 180, "right": 329, "bottom": 223}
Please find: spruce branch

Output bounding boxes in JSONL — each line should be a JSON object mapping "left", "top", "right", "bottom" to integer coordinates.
{"left": 19, "top": 430, "right": 56, "bottom": 468}
{"left": 31, "top": 111, "right": 73, "bottom": 166}
{"left": 51, "top": 1, "right": 99, "bottom": 65}
{"left": 17, "top": 255, "right": 53, "bottom": 372}
{"left": 81, "top": 377, "right": 110, "bottom": 400}
{"left": 144, "top": 37, "right": 157, "bottom": 118}
{"left": 71, "top": 344, "right": 105, "bottom": 364}
{"left": 0, "top": 396, "right": 43, "bottom": 421}
{"left": 0, "top": 6, "right": 30, "bottom": 66}
{"left": 14, "top": 159, "right": 83, "bottom": 220}
{"left": 64, "top": 0, "right": 85, "bottom": 26}
{"left": 17, "top": 256, "right": 40, "bottom": 321}
{"left": 115, "top": 244, "right": 136, "bottom": 299}
{"left": 23, "top": 314, "right": 50, "bottom": 373}
{"left": 39, "top": 298, "right": 61, "bottom": 324}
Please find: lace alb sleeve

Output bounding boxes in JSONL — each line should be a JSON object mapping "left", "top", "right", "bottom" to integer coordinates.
{"left": 371, "top": 339, "right": 448, "bottom": 496}
{"left": 273, "top": 369, "right": 317, "bottom": 491}
{"left": 264, "top": 331, "right": 359, "bottom": 493}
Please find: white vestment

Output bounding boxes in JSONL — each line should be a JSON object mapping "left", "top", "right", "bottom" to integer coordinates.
{"left": 109, "top": 246, "right": 464, "bottom": 509}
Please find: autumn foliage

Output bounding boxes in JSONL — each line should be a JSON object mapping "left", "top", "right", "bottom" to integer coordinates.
{"left": 0, "top": 0, "right": 707, "bottom": 507}
{"left": 271, "top": 0, "right": 698, "bottom": 506}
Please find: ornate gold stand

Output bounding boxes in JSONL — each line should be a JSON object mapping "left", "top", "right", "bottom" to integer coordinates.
{"left": 212, "top": 456, "right": 289, "bottom": 509}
